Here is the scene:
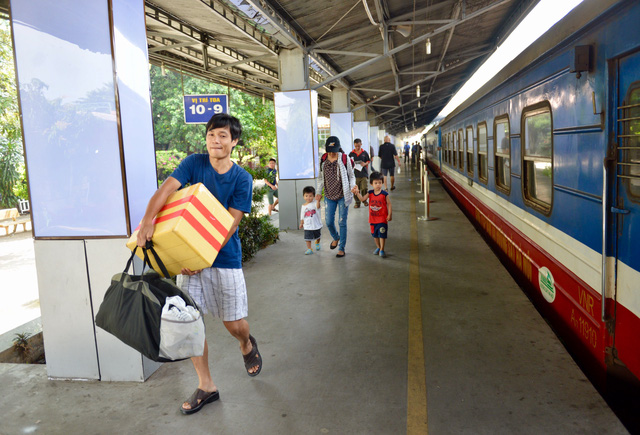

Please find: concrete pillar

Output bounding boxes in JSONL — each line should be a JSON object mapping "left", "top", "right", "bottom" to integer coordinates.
{"left": 331, "top": 88, "right": 350, "bottom": 113}
{"left": 275, "top": 48, "right": 318, "bottom": 230}
{"left": 354, "top": 107, "right": 367, "bottom": 122}
{"left": 11, "top": 0, "right": 160, "bottom": 381}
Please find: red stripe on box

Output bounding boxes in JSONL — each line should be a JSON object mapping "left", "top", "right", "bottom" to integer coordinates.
{"left": 153, "top": 209, "right": 222, "bottom": 251}
{"left": 162, "top": 194, "right": 230, "bottom": 237}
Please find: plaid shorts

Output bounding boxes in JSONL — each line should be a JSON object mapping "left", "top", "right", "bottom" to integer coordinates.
{"left": 177, "top": 267, "right": 248, "bottom": 321}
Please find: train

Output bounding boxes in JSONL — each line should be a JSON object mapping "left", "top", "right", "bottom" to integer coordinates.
{"left": 424, "top": 0, "right": 640, "bottom": 391}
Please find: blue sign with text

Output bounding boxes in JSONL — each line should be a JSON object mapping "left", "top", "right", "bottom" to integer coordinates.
{"left": 183, "top": 94, "right": 229, "bottom": 124}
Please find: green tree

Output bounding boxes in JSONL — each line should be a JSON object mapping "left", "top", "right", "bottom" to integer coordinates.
{"left": 149, "top": 66, "right": 277, "bottom": 165}
{"left": 0, "top": 20, "right": 24, "bottom": 207}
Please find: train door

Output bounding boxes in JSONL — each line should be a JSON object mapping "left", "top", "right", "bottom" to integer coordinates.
{"left": 611, "top": 50, "right": 640, "bottom": 379}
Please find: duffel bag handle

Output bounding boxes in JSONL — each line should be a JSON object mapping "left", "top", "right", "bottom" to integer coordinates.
{"left": 144, "top": 241, "right": 172, "bottom": 279}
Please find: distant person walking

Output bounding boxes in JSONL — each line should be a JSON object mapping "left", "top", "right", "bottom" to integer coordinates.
{"left": 403, "top": 142, "right": 410, "bottom": 165}
{"left": 318, "top": 136, "right": 356, "bottom": 258}
{"left": 264, "top": 158, "right": 278, "bottom": 215}
{"left": 378, "top": 136, "right": 401, "bottom": 191}
{"left": 349, "top": 138, "right": 371, "bottom": 209}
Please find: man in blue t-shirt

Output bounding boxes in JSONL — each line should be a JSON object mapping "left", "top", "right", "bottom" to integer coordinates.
{"left": 136, "top": 113, "right": 262, "bottom": 415}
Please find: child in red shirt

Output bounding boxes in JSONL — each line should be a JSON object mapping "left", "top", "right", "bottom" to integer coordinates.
{"left": 351, "top": 171, "right": 392, "bottom": 257}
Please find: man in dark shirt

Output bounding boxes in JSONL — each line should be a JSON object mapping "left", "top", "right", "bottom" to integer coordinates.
{"left": 378, "top": 136, "right": 400, "bottom": 191}
{"left": 349, "top": 138, "right": 371, "bottom": 208}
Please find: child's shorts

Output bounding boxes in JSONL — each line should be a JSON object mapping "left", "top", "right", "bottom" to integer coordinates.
{"left": 304, "top": 229, "right": 322, "bottom": 241}
{"left": 370, "top": 223, "right": 388, "bottom": 239}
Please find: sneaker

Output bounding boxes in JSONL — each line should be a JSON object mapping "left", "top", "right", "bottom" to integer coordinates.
{"left": 354, "top": 204, "right": 360, "bottom": 208}
{"left": 390, "top": 186, "right": 396, "bottom": 191}
{"left": 315, "top": 240, "right": 321, "bottom": 251}
{"left": 305, "top": 249, "right": 313, "bottom": 255}
{"left": 379, "top": 250, "right": 386, "bottom": 258}
{"left": 363, "top": 201, "right": 368, "bottom": 206}
{"left": 373, "top": 248, "right": 380, "bottom": 255}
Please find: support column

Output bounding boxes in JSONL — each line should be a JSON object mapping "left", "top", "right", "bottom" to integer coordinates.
{"left": 353, "top": 106, "right": 370, "bottom": 164}
{"left": 11, "top": 0, "right": 159, "bottom": 381}
{"left": 274, "top": 48, "right": 318, "bottom": 230}
{"left": 330, "top": 88, "right": 353, "bottom": 154}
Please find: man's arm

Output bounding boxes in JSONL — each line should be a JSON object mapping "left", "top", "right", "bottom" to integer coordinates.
{"left": 136, "top": 177, "right": 182, "bottom": 247}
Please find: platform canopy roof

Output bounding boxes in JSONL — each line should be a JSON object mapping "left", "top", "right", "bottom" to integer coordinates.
{"left": 2, "top": 0, "right": 538, "bottom": 135}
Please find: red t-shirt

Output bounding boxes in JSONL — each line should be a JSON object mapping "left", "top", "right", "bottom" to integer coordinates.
{"left": 368, "top": 190, "right": 388, "bottom": 224}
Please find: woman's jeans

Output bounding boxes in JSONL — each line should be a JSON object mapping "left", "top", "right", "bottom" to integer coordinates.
{"left": 325, "top": 197, "right": 348, "bottom": 251}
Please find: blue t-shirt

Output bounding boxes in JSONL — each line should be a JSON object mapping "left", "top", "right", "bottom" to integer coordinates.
{"left": 170, "top": 154, "right": 253, "bottom": 269}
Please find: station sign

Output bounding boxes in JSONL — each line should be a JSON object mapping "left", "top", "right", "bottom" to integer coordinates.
{"left": 183, "top": 94, "right": 229, "bottom": 124}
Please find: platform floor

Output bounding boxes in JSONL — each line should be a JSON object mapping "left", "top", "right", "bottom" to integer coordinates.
{"left": 0, "top": 166, "right": 628, "bottom": 435}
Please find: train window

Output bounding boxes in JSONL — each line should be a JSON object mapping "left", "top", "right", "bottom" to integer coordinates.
{"left": 445, "top": 133, "right": 449, "bottom": 164}
{"left": 621, "top": 84, "right": 640, "bottom": 198}
{"left": 452, "top": 131, "right": 457, "bottom": 167}
{"left": 458, "top": 129, "right": 463, "bottom": 170}
{"left": 522, "top": 103, "right": 553, "bottom": 212}
{"left": 466, "top": 126, "right": 474, "bottom": 177}
{"left": 478, "top": 122, "right": 488, "bottom": 183}
{"left": 494, "top": 116, "right": 511, "bottom": 192}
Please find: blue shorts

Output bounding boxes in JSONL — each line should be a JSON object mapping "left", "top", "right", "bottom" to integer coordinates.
{"left": 370, "top": 223, "right": 388, "bottom": 239}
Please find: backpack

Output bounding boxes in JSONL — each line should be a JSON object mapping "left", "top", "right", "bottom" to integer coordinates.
{"left": 320, "top": 152, "right": 353, "bottom": 169}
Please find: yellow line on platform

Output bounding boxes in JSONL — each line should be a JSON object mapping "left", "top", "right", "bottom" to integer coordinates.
{"left": 407, "top": 187, "right": 428, "bottom": 434}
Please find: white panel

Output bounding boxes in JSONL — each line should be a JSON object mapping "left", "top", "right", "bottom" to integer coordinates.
{"left": 112, "top": 0, "right": 159, "bottom": 229}
{"left": 370, "top": 126, "right": 380, "bottom": 155}
{"left": 274, "top": 90, "right": 317, "bottom": 179}
{"left": 85, "top": 239, "right": 158, "bottom": 382}
{"left": 353, "top": 121, "right": 370, "bottom": 153}
{"left": 34, "top": 240, "right": 99, "bottom": 379}
{"left": 11, "top": 0, "right": 127, "bottom": 237}
{"left": 330, "top": 112, "right": 354, "bottom": 154}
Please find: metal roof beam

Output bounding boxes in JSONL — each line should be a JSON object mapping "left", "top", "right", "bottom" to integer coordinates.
{"left": 309, "top": 26, "right": 378, "bottom": 50}
{"left": 208, "top": 55, "right": 271, "bottom": 72}
{"left": 311, "top": 0, "right": 509, "bottom": 90}
{"left": 148, "top": 42, "right": 198, "bottom": 53}
{"left": 242, "top": 0, "right": 366, "bottom": 103}
{"left": 313, "top": 50, "right": 380, "bottom": 58}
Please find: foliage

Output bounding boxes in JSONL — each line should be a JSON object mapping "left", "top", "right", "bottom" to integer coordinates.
{"left": 13, "top": 332, "right": 32, "bottom": 358}
{"left": 0, "top": 20, "right": 24, "bottom": 208}
{"left": 149, "top": 66, "right": 277, "bottom": 166}
{"left": 238, "top": 164, "right": 279, "bottom": 263}
{"left": 156, "top": 149, "right": 187, "bottom": 185}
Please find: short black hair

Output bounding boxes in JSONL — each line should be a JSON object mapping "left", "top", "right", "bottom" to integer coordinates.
{"left": 206, "top": 113, "right": 242, "bottom": 141}
{"left": 369, "top": 171, "right": 384, "bottom": 183}
{"left": 269, "top": 158, "right": 276, "bottom": 163}
{"left": 354, "top": 138, "right": 362, "bottom": 144}
{"left": 303, "top": 186, "right": 316, "bottom": 195}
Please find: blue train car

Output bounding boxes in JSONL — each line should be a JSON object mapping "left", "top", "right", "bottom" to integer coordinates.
{"left": 425, "top": 0, "right": 640, "bottom": 387}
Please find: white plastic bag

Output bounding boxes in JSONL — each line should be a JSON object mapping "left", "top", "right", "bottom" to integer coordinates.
{"left": 158, "top": 296, "right": 205, "bottom": 360}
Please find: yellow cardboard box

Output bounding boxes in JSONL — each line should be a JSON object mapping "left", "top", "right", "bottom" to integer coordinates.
{"left": 127, "top": 183, "right": 234, "bottom": 276}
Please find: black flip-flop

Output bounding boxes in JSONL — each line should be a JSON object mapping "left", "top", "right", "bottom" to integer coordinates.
{"left": 336, "top": 251, "right": 345, "bottom": 258}
{"left": 180, "top": 388, "right": 220, "bottom": 415}
{"left": 330, "top": 240, "right": 339, "bottom": 250}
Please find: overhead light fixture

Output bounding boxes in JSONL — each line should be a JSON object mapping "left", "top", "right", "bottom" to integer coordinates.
{"left": 416, "top": 85, "right": 420, "bottom": 98}
{"left": 405, "top": 126, "right": 409, "bottom": 133}
{"left": 426, "top": 38, "right": 431, "bottom": 55}
{"left": 414, "top": 111, "right": 417, "bottom": 121}
{"left": 161, "top": 62, "right": 166, "bottom": 76}
{"left": 418, "top": 100, "right": 421, "bottom": 108}
{"left": 393, "top": 25, "right": 412, "bottom": 38}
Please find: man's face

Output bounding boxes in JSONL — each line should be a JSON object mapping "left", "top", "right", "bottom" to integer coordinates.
{"left": 268, "top": 160, "right": 276, "bottom": 169}
{"left": 354, "top": 141, "right": 361, "bottom": 150}
{"left": 206, "top": 126, "right": 238, "bottom": 159}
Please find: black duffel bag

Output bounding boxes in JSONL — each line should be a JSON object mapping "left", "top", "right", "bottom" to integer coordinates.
{"left": 95, "top": 243, "right": 205, "bottom": 362}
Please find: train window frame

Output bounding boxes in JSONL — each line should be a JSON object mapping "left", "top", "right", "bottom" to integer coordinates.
{"left": 494, "top": 115, "right": 511, "bottom": 194}
{"left": 458, "top": 129, "right": 463, "bottom": 171}
{"left": 445, "top": 132, "right": 449, "bottom": 164}
{"left": 521, "top": 101, "right": 553, "bottom": 215}
{"left": 452, "top": 131, "right": 457, "bottom": 168}
{"left": 621, "top": 82, "right": 640, "bottom": 200}
{"left": 466, "top": 125, "right": 474, "bottom": 177}
{"left": 477, "top": 122, "right": 488, "bottom": 184}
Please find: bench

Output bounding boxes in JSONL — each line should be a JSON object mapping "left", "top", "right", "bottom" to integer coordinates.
{"left": 0, "top": 208, "right": 32, "bottom": 235}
